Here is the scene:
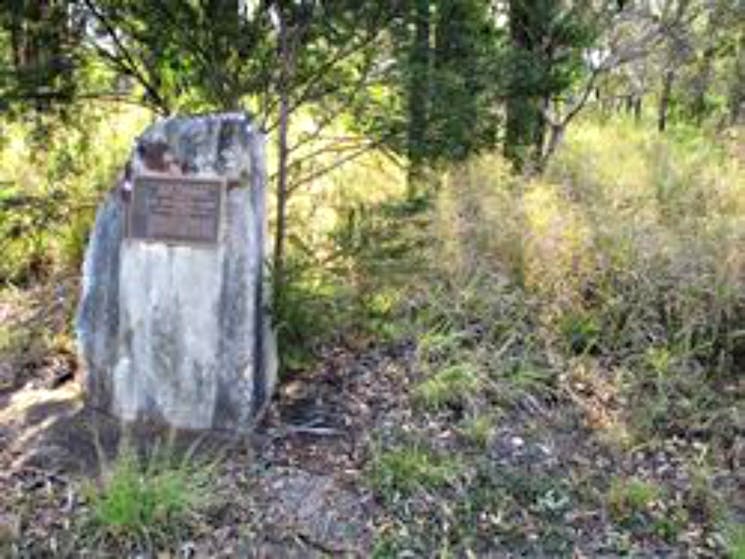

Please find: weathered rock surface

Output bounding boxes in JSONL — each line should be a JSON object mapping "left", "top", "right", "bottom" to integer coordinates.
{"left": 76, "top": 113, "right": 277, "bottom": 431}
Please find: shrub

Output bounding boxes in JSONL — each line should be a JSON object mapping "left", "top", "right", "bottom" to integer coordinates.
{"left": 0, "top": 105, "right": 149, "bottom": 284}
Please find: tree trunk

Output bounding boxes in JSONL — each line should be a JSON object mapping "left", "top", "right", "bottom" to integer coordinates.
{"left": 530, "top": 94, "right": 549, "bottom": 170}
{"left": 658, "top": 70, "right": 674, "bottom": 132}
{"left": 537, "top": 122, "right": 564, "bottom": 173}
{"left": 729, "top": 33, "right": 745, "bottom": 125}
{"left": 406, "top": 0, "right": 430, "bottom": 197}
{"left": 505, "top": 0, "right": 541, "bottom": 172}
{"left": 625, "top": 95, "right": 634, "bottom": 113}
{"left": 273, "top": 7, "right": 292, "bottom": 303}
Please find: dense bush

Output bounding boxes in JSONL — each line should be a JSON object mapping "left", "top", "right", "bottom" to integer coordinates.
{"left": 416, "top": 117, "right": 745, "bottom": 442}
{"left": 366, "top": 116, "right": 745, "bottom": 557}
{"left": 0, "top": 107, "right": 149, "bottom": 284}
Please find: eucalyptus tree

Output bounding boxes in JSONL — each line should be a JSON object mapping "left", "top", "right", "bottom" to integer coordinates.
{"left": 503, "top": 0, "right": 675, "bottom": 170}
{"left": 503, "top": 0, "right": 715, "bottom": 170}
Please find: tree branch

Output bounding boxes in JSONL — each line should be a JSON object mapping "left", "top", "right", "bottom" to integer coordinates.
{"left": 287, "top": 134, "right": 394, "bottom": 195}
{"left": 81, "top": 0, "right": 170, "bottom": 114}
{"left": 264, "top": 24, "right": 388, "bottom": 131}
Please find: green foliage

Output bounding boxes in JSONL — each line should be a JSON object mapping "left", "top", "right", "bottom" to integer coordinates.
{"left": 369, "top": 446, "right": 461, "bottom": 499}
{"left": 271, "top": 251, "right": 359, "bottom": 371}
{"left": 726, "top": 523, "right": 745, "bottom": 559}
{"left": 425, "top": 0, "right": 504, "bottom": 160}
{"left": 78, "top": 0, "right": 276, "bottom": 113}
{"left": 273, "top": 191, "right": 428, "bottom": 373}
{"left": 58, "top": 206, "right": 97, "bottom": 274}
{"left": 0, "top": 106, "right": 148, "bottom": 284}
{"left": 559, "top": 310, "right": 601, "bottom": 355}
{"left": 413, "top": 362, "right": 480, "bottom": 410}
{"left": 504, "top": 0, "right": 601, "bottom": 169}
{"left": 82, "top": 445, "right": 213, "bottom": 551}
{"left": 607, "top": 477, "right": 660, "bottom": 520}
{"left": 355, "top": 0, "right": 505, "bottom": 167}
{"left": 0, "top": 1, "right": 81, "bottom": 114}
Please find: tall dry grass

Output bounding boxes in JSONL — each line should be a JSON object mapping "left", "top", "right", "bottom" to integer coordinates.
{"left": 420, "top": 117, "right": 745, "bottom": 439}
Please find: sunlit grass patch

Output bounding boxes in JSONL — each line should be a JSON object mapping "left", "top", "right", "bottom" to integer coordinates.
{"left": 726, "top": 522, "right": 745, "bottom": 559}
{"left": 520, "top": 179, "right": 596, "bottom": 306}
{"left": 369, "top": 446, "right": 462, "bottom": 498}
{"left": 81, "top": 443, "right": 214, "bottom": 552}
{"left": 413, "top": 362, "right": 480, "bottom": 410}
{"left": 607, "top": 477, "right": 661, "bottom": 520}
{"left": 459, "top": 412, "right": 500, "bottom": 448}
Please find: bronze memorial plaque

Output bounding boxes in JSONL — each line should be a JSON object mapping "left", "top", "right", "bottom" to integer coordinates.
{"left": 127, "top": 176, "right": 223, "bottom": 244}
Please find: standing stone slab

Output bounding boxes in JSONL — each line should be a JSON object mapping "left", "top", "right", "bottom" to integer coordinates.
{"left": 76, "top": 113, "right": 277, "bottom": 432}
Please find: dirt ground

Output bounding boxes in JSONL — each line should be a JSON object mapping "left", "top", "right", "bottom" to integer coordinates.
{"left": 0, "top": 336, "right": 412, "bottom": 556}
{"left": 2, "top": 339, "right": 743, "bottom": 557}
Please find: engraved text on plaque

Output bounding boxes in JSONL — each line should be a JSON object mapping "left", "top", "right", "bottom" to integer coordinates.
{"left": 127, "top": 176, "right": 223, "bottom": 244}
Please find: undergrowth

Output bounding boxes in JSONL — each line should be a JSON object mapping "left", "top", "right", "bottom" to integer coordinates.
{"left": 79, "top": 437, "right": 216, "bottom": 554}
{"left": 274, "top": 193, "right": 429, "bottom": 373}
{"left": 366, "top": 117, "right": 745, "bottom": 556}
{"left": 0, "top": 106, "right": 149, "bottom": 285}
{"left": 2, "top": 104, "right": 743, "bottom": 556}
{"left": 413, "top": 117, "right": 745, "bottom": 442}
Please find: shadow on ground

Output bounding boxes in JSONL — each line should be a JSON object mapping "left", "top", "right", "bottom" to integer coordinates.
{"left": 0, "top": 342, "right": 412, "bottom": 556}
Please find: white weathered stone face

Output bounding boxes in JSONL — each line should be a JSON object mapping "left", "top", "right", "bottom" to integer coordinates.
{"left": 76, "top": 113, "right": 277, "bottom": 432}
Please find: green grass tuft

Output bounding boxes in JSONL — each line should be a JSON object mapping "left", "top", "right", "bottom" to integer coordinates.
{"left": 726, "top": 523, "right": 745, "bottom": 559}
{"left": 369, "top": 446, "right": 462, "bottom": 498}
{"left": 460, "top": 412, "right": 499, "bottom": 448}
{"left": 607, "top": 477, "right": 661, "bottom": 520}
{"left": 82, "top": 446, "right": 213, "bottom": 551}
{"left": 413, "top": 362, "right": 480, "bottom": 410}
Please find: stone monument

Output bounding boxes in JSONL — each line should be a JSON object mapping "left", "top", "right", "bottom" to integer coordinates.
{"left": 76, "top": 113, "right": 277, "bottom": 432}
